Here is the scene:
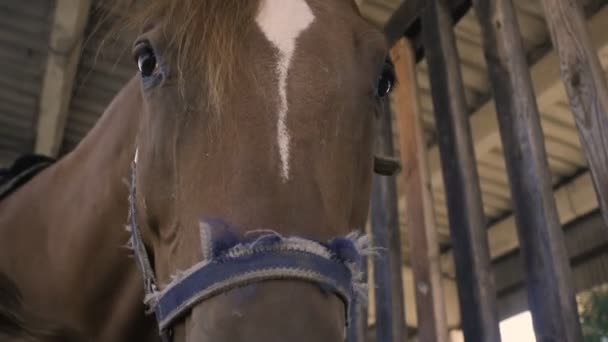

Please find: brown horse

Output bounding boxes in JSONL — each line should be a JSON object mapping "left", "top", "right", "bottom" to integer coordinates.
{"left": 0, "top": 0, "right": 394, "bottom": 341}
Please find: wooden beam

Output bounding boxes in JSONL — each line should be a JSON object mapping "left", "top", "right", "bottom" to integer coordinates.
{"left": 421, "top": 0, "right": 501, "bottom": 341}
{"left": 391, "top": 37, "right": 449, "bottom": 342}
{"left": 434, "top": 9, "right": 608, "bottom": 274}
{"left": 538, "top": 0, "right": 608, "bottom": 230}
{"left": 382, "top": 0, "right": 472, "bottom": 59}
{"left": 472, "top": 0, "right": 584, "bottom": 339}
{"left": 371, "top": 97, "right": 406, "bottom": 342}
{"left": 35, "top": 0, "right": 91, "bottom": 156}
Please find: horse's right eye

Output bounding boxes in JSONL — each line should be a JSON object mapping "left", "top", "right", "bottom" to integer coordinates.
{"left": 135, "top": 47, "right": 157, "bottom": 77}
{"left": 376, "top": 60, "right": 395, "bottom": 98}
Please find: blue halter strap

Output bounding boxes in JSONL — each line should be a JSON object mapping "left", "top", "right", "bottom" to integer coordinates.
{"left": 127, "top": 157, "right": 368, "bottom": 341}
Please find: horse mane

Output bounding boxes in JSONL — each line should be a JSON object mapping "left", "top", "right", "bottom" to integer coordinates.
{"left": 0, "top": 273, "right": 84, "bottom": 342}
{"left": 103, "top": 0, "right": 260, "bottom": 115}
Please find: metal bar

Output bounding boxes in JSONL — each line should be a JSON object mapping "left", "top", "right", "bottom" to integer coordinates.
{"left": 371, "top": 97, "right": 406, "bottom": 342}
{"left": 538, "top": 0, "right": 608, "bottom": 230}
{"left": 421, "top": 0, "right": 502, "bottom": 341}
{"left": 391, "top": 37, "right": 449, "bottom": 342}
{"left": 471, "top": 0, "right": 584, "bottom": 340}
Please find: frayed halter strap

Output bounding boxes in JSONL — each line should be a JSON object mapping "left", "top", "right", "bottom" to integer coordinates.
{"left": 127, "top": 151, "right": 368, "bottom": 341}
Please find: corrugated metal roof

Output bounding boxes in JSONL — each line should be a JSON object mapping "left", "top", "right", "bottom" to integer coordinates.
{"left": 61, "top": 4, "right": 133, "bottom": 153}
{"left": 0, "top": 0, "right": 55, "bottom": 166}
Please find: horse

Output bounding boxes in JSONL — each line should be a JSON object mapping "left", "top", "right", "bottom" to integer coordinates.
{"left": 0, "top": 0, "right": 395, "bottom": 341}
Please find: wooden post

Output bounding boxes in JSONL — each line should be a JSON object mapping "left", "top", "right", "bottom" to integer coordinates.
{"left": 421, "top": 0, "right": 502, "bottom": 341}
{"left": 537, "top": 0, "right": 608, "bottom": 229}
{"left": 346, "top": 257, "right": 368, "bottom": 342}
{"left": 35, "top": 0, "right": 91, "bottom": 156}
{"left": 471, "top": 0, "right": 584, "bottom": 340}
{"left": 360, "top": 265, "right": 368, "bottom": 342}
{"left": 391, "top": 37, "right": 449, "bottom": 342}
{"left": 371, "top": 98, "right": 406, "bottom": 342}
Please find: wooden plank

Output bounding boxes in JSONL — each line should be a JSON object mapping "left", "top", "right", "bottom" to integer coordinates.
{"left": 538, "top": 0, "right": 608, "bottom": 229}
{"left": 421, "top": 0, "right": 502, "bottom": 341}
{"left": 371, "top": 95, "right": 406, "bottom": 342}
{"left": 476, "top": 163, "right": 510, "bottom": 185}
{"left": 544, "top": 139, "right": 585, "bottom": 167}
{"left": 431, "top": 189, "right": 508, "bottom": 214}
{"left": 471, "top": 0, "right": 584, "bottom": 340}
{"left": 35, "top": 0, "right": 91, "bottom": 156}
{"left": 539, "top": 115, "right": 583, "bottom": 148}
{"left": 391, "top": 37, "right": 449, "bottom": 342}
{"left": 544, "top": 103, "right": 578, "bottom": 127}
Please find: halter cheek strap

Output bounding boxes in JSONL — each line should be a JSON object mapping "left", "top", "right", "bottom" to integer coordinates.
{"left": 128, "top": 150, "right": 158, "bottom": 297}
{"left": 128, "top": 151, "right": 368, "bottom": 341}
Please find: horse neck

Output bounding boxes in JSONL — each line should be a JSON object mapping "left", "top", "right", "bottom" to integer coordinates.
{"left": 49, "top": 76, "right": 140, "bottom": 280}
{"left": 0, "top": 77, "right": 156, "bottom": 339}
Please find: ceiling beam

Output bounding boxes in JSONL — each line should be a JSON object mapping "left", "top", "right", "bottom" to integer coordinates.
{"left": 434, "top": 8, "right": 608, "bottom": 277}
{"left": 358, "top": 0, "right": 472, "bottom": 60}
{"left": 383, "top": 0, "right": 472, "bottom": 46}
{"left": 35, "top": 0, "right": 91, "bottom": 157}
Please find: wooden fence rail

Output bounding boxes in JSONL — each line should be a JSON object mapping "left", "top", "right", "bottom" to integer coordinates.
{"left": 421, "top": 0, "right": 502, "bottom": 340}
{"left": 472, "top": 0, "right": 584, "bottom": 340}
{"left": 371, "top": 92, "right": 406, "bottom": 342}
{"left": 538, "top": 0, "right": 608, "bottom": 230}
{"left": 391, "top": 37, "right": 449, "bottom": 342}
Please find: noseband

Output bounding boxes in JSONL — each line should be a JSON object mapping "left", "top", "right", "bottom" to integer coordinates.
{"left": 127, "top": 153, "right": 368, "bottom": 341}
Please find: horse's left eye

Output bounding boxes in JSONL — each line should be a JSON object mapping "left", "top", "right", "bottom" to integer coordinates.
{"left": 376, "top": 61, "right": 395, "bottom": 98}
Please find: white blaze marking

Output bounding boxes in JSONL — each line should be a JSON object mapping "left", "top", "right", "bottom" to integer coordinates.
{"left": 256, "top": 0, "right": 315, "bottom": 181}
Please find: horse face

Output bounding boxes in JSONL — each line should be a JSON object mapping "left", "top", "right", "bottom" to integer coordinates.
{"left": 129, "top": 0, "right": 393, "bottom": 340}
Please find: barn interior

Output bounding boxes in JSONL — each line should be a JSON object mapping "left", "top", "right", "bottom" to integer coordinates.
{"left": 1, "top": 0, "right": 607, "bottom": 340}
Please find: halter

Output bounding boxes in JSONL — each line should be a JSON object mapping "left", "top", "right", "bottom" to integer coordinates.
{"left": 127, "top": 151, "right": 368, "bottom": 341}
